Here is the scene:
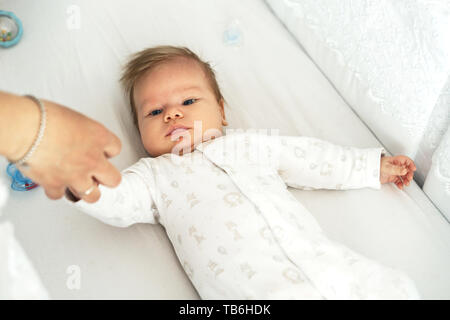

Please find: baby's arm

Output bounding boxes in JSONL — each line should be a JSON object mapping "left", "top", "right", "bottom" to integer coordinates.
{"left": 63, "top": 160, "right": 158, "bottom": 227}
{"left": 269, "top": 135, "right": 385, "bottom": 190}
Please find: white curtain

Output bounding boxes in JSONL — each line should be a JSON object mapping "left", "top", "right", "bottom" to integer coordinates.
{"left": 423, "top": 124, "right": 450, "bottom": 217}
{"left": 418, "top": 77, "right": 450, "bottom": 217}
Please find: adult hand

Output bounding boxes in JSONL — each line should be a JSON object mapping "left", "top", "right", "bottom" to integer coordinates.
{"left": 5, "top": 95, "right": 122, "bottom": 202}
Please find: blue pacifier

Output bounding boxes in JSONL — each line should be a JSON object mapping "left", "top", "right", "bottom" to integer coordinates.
{"left": 0, "top": 10, "right": 23, "bottom": 48}
{"left": 6, "top": 163, "right": 38, "bottom": 191}
{"left": 223, "top": 19, "right": 243, "bottom": 47}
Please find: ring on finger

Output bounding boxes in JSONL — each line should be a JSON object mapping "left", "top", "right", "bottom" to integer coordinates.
{"left": 82, "top": 184, "right": 96, "bottom": 196}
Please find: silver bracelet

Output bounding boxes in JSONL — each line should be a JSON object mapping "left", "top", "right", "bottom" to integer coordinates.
{"left": 11, "top": 95, "right": 47, "bottom": 167}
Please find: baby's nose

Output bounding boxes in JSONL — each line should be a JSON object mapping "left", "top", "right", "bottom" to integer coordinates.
{"left": 164, "top": 110, "right": 183, "bottom": 122}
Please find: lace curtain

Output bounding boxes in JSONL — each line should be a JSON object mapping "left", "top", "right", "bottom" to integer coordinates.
{"left": 421, "top": 78, "right": 450, "bottom": 217}
{"left": 416, "top": 77, "right": 450, "bottom": 186}
{"left": 265, "top": 0, "right": 450, "bottom": 218}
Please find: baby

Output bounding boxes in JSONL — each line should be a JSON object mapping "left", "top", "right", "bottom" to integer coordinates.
{"left": 64, "top": 46, "right": 419, "bottom": 299}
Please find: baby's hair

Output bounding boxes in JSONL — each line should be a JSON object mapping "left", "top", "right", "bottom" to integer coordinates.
{"left": 120, "top": 45, "right": 225, "bottom": 130}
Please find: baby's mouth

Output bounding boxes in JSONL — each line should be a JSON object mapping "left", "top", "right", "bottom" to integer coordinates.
{"left": 168, "top": 128, "right": 191, "bottom": 141}
{"left": 171, "top": 128, "right": 189, "bottom": 136}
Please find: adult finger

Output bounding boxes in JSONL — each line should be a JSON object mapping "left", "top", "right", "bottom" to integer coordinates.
{"left": 69, "top": 178, "right": 101, "bottom": 203}
{"left": 81, "top": 184, "right": 101, "bottom": 203}
{"left": 103, "top": 132, "right": 122, "bottom": 158}
{"left": 92, "top": 158, "right": 122, "bottom": 188}
{"left": 44, "top": 185, "right": 66, "bottom": 200}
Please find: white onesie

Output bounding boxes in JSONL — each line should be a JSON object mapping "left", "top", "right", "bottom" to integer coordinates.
{"left": 64, "top": 132, "right": 420, "bottom": 299}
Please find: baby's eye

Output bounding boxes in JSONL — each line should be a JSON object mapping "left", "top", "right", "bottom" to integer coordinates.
{"left": 183, "top": 98, "right": 196, "bottom": 106}
{"left": 149, "top": 109, "right": 163, "bottom": 116}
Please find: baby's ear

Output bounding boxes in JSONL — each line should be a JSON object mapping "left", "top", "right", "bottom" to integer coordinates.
{"left": 219, "top": 99, "right": 227, "bottom": 126}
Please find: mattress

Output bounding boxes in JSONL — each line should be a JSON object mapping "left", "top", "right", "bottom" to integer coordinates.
{"left": 0, "top": 0, "right": 449, "bottom": 299}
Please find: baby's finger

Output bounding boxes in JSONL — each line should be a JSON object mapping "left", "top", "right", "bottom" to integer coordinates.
{"left": 389, "top": 163, "right": 408, "bottom": 176}
{"left": 394, "top": 177, "right": 400, "bottom": 188}
{"left": 403, "top": 175, "right": 411, "bottom": 186}
{"left": 395, "top": 176, "right": 404, "bottom": 189}
{"left": 393, "top": 155, "right": 408, "bottom": 166}
{"left": 406, "top": 161, "right": 417, "bottom": 171}
{"left": 406, "top": 171, "right": 413, "bottom": 182}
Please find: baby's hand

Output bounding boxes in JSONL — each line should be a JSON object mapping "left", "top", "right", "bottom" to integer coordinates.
{"left": 379, "top": 155, "right": 416, "bottom": 189}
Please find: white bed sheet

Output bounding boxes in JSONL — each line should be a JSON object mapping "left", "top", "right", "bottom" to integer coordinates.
{"left": 0, "top": 0, "right": 449, "bottom": 299}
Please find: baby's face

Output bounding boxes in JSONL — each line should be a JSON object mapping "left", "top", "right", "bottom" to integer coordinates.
{"left": 133, "top": 58, "right": 226, "bottom": 157}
